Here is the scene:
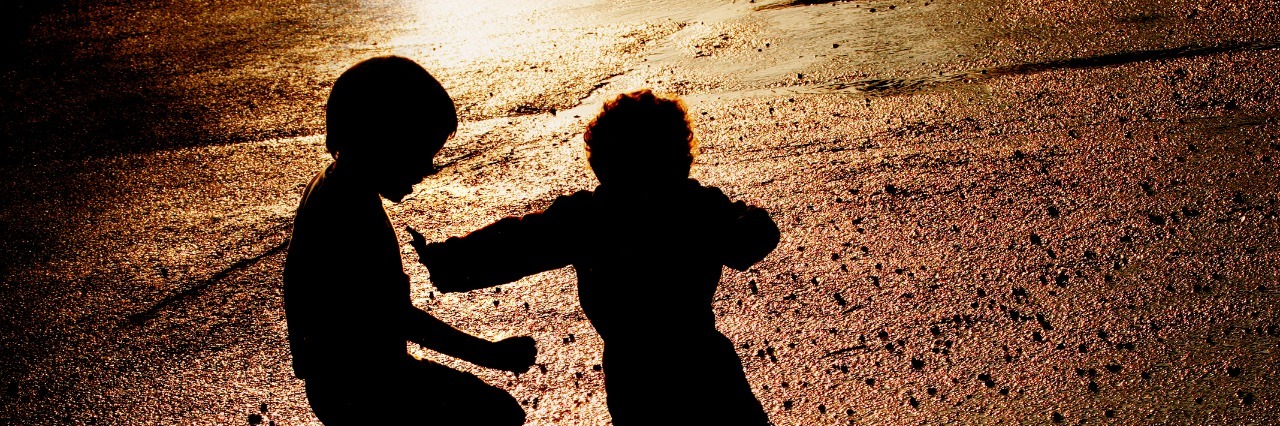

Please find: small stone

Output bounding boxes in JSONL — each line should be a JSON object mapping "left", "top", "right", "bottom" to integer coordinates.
{"left": 910, "top": 358, "right": 924, "bottom": 370}
{"left": 1036, "top": 313, "right": 1053, "bottom": 330}
{"left": 1238, "top": 391, "right": 1255, "bottom": 405}
{"left": 1051, "top": 411, "right": 1064, "bottom": 423}
{"left": 248, "top": 414, "right": 263, "bottom": 425}
{"left": 1139, "top": 182, "right": 1156, "bottom": 196}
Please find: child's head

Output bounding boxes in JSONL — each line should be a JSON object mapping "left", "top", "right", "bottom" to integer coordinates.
{"left": 583, "top": 89, "right": 697, "bottom": 189}
{"left": 326, "top": 56, "right": 457, "bottom": 201}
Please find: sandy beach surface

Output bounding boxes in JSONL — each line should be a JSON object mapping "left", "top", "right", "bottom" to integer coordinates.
{"left": 2, "top": 0, "right": 1278, "bottom": 424}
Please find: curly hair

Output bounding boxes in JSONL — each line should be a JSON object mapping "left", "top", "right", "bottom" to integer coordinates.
{"left": 583, "top": 89, "right": 697, "bottom": 187}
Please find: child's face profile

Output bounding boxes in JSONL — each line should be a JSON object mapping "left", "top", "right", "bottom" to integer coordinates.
{"left": 368, "top": 132, "right": 447, "bottom": 202}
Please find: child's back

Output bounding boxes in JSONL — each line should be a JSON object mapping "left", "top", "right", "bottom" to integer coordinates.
{"left": 570, "top": 179, "right": 776, "bottom": 425}
{"left": 565, "top": 181, "right": 772, "bottom": 341}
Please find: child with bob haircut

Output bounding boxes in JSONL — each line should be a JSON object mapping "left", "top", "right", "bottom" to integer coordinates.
{"left": 284, "top": 56, "right": 534, "bottom": 425}
{"left": 411, "top": 89, "right": 779, "bottom": 425}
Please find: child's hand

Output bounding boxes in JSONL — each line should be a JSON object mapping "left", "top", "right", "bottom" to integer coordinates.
{"left": 407, "top": 225, "right": 464, "bottom": 289}
{"left": 406, "top": 226, "right": 430, "bottom": 263}
{"left": 486, "top": 336, "right": 537, "bottom": 374}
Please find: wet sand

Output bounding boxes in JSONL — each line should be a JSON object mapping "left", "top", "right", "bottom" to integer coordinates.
{"left": 1, "top": 0, "right": 1278, "bottom": 424}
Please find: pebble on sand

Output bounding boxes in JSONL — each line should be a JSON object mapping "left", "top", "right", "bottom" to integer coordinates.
{"left": 977, "top": 373, "right": 995, "bottom": 388}
{"left": 1238, "top": 391, "right": 1255, "bottom": 405}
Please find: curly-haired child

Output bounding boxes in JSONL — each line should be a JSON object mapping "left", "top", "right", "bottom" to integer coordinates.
{"left": 410, "top": 89, "right": 779, "bottom": 425}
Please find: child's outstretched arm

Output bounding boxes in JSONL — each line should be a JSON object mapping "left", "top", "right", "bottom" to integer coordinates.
{"left": 408, "top": 193, "right": 586, "bottom": 292}
{"left": 720, "top": 200, "right": 781, "bottom": 271}
{"left": 401, "top": 305, "right": 536, "bottom": 373}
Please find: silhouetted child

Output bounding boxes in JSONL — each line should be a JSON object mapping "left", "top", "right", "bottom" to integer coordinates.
{"left": 283, "top": 56, "right": 534, "bottom": 425}
{"left": 410, "top": 89, "right": 779, "bottom": 425}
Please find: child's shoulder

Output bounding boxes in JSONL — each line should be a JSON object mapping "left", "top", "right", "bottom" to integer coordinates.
{"left": 685, "top": 179, "right": 734, "bottom": 204}
{"left": 684, "top": 180, "right": 770, "bottom": 222}
{"left": 542, "top": 189, "right": 596, "bottom": 215}
{"left": 554, "top": 189, "right": 596, "bottom": 205}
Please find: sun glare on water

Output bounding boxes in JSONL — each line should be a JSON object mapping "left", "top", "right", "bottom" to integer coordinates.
{"left": 385, "top": 0, "right": 596, "bottom": 64}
